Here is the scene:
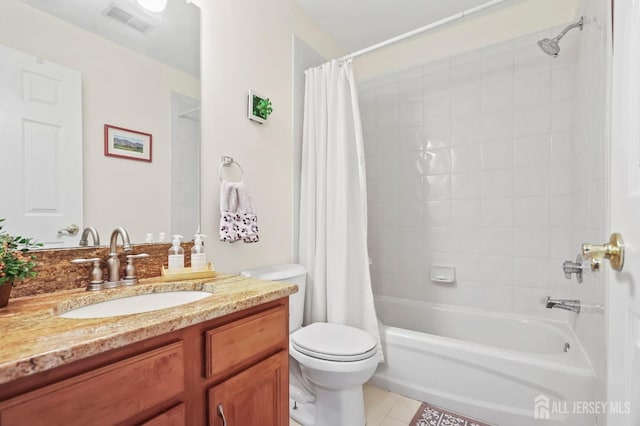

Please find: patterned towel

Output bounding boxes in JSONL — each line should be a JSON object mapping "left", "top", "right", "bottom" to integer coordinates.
{"left": 219, "top": 180, "right": 259, "bottom": 243}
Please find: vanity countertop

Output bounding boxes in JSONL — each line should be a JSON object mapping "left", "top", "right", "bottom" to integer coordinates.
{"left": 0, "top": 274, "right": 296, "bottom": 385}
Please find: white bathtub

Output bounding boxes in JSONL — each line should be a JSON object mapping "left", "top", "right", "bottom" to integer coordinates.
{"left": 369, "top": 296, "right": 596, "bottom": 426}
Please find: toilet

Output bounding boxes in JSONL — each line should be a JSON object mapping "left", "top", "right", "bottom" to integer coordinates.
{"left": 240, "top": 264, "right": 378, "bottom": 426}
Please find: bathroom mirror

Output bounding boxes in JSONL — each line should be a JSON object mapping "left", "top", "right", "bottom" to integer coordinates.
{"left": 0, "top": 0, "right": 201, "bottom": 247}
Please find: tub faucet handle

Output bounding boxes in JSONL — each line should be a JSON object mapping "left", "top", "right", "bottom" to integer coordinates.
{"left": 562, "top": 254, "right": 583, "bottom": 283}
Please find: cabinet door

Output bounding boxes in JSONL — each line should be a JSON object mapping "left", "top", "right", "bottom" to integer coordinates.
{"left": 208, "top": 351, "right": 288, "bottom": 426}
{"left": 0, "top": 342, "right": 185, "bottom": 426}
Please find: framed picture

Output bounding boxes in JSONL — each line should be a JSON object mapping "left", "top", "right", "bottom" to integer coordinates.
{"left": 104, "top": 124, "right": 152, "bottom": 162}
{"left": 247, "top": 90, "right": 273, "bottom": 124}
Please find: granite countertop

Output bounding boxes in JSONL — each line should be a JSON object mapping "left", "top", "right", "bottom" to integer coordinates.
{"left": 0, "top": 274, "right": 297, "bottom": 385}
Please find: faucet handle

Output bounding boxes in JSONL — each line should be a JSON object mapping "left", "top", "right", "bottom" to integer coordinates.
{"left": 70, "top": 258, "right": 104, "bottom": 291}
{"left": 562, "top": 254, "right": 583, "bottom": 283}
{"left": 123, "top": 253, "right": 150, "bottom": 285}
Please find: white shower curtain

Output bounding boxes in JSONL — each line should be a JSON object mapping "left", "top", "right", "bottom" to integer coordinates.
{"left": 299, "top": 59, "right": 382, "bottom": 361}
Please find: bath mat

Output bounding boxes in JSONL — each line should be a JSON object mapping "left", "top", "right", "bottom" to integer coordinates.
{"left": 410, "top": 402, "right": 493, "bottom": 426}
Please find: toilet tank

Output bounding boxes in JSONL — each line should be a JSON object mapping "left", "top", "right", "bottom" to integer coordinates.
{"left": 240, "top": 264, "right": 307, "bottom": 333}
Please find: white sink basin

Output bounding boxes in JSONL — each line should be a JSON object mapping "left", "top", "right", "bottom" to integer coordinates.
{"left": 59, "top": 291, "right": 212, "bottom": 319}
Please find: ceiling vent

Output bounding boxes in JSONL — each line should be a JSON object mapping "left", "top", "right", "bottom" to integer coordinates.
{"left": 104, "top": 3, "right": 156, "bottom": 34}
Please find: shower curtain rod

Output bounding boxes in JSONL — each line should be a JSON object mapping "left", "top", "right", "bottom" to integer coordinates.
{"left": 335, "top": 0, "right": 510, "bottom": 63}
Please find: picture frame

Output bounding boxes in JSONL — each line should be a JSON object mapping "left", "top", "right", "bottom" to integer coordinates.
{"left": 104, "top": 124, "right": 152, "bottom": 162}
{"left": 247, "top": 90, "right": 272, "bottom": 124}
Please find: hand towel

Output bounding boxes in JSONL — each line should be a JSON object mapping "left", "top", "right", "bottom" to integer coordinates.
{"left": 219, "top": 180, "right": 259, "bottom": 243}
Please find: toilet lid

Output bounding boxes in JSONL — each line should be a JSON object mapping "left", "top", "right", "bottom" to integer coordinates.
{"left": 291, "top": 322, "right": 377, "bottom": 362}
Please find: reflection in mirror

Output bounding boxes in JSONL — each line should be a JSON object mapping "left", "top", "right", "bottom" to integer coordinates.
{"left": 0, "top": 0, "right": 201, "bottom": 247}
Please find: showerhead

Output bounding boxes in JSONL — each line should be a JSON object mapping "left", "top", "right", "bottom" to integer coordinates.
{"left": 537, "top": 16, "right": 584, "bottom": 57}
{"left": 537, "top": 38, "right": 560, "bottom": 57}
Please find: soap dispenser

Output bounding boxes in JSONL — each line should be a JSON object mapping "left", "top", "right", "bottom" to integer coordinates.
{"left": 168, "top": 235, "right": 184, "bottom": 270}
{"left": 191, "top": 234, "right": 207, "bottom": 271}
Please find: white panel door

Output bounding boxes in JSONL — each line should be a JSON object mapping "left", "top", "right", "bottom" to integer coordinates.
{"left": 608, "top": 1, "right": 640, "bottom": 424}
{"left": 0, "top": 44, "right": 82, "bottom": 247}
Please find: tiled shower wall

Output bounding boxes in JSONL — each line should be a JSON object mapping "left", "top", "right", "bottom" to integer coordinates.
{"left": 360, "top": 26, "right": 580, "bottom": 320}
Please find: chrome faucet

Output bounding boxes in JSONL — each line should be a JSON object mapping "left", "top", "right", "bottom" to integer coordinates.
{"left": 105, "top": 227, "right": 133, "bottom": 287}
{"left": 545, "top": 297, "right": 581, "bottom": 313}
{"left": 78, "top": 226, "right": 100, "bottom": 247}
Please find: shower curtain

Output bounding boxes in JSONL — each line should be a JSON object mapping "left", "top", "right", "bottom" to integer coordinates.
{"left": 299, "top": 59, "right": 382, "bottom": 361}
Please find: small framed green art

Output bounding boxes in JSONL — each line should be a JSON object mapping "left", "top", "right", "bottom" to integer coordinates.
{"left": 247, "top": 90, "right": 273, "bottom": 124}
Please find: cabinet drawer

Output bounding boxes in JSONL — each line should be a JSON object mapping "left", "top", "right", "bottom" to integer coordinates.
{"left": 141, "top": 403, "right": 186, "bottom": 426}
{"left": 206, "top": 306, "right": 287, "bottom": 379}
{"left": 0, "top": 342, "right": 184, "bottom": 426}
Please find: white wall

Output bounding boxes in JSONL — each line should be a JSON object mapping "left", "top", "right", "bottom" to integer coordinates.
{"left": 569, "top": 0, "right": 611, "bottom": 417}
{"left": 360, "top": 26, "right": 578, "bottom": 320}
{"left": 0, "top": 0, "right": 200, "bottom": 243}
{"left": 354, "top": 0, "right": 581, "bottom": 81}
{"left": 195, "top": 0, "right": 342, "bottom": 273}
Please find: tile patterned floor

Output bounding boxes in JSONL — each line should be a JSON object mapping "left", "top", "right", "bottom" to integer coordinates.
{"left": 289, "top": 383, "right": 422, "bottom": 426}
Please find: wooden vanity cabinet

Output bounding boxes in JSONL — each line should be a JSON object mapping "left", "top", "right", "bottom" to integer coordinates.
{"left": 0, "top": 298, "right": 289, "bottom": 426}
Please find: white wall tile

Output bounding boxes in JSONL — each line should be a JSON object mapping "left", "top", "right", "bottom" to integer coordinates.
{"left": 551, "top": 99, "right": 573, "bottom": 132}
{"left": 513, "top": 257, "right": 550, "bottom": 289}
{"left": 514, "top": 166, "right": 549, "bottom": 197}
{"left": 451, "top": 145, "right": 481, "bottom": 173}
{"left": 513, "top": 227, "right": 550, "bottom": 257}
{"left": 481, "top": 110, "right": 513, "bottom": 141}
{"left": 482, "top": 169, "right": 513, "bottom": 198}
{"left": 399, "top": 100, "right": 423, "bottom": 128}
{"left": 451, "top": 58, "right": 482, "bottom": 88}
{"left": 424, "top": 147, "right": 451, "bottom": 175}
{"left": 552, "top": 67, "right": 574, "bottom": 102}
{"left": 514, "top": 104, "right": 551, "bottom": 137}
{"left": 550, "top": 132, "right": 572, "bottom": 165}
{"left": 424, "top": 200, "right": 451, "bottom": 227}
{"left": 482, "top": 138, "right": 513, "bottom": 170}
{"left": 423, "top": 64, "right": 450, "bottom": 97}
{"left": 424, "top": 93, "right": 450, "bottom": 124}
{"left": 481, "top": 50, "right": 514, "bottom": 86}
{"left": 425, "top": 175, "right": 451, "bottom": 200}
{"left": 513, "top": 197, "right": 549, "bottom": 228}
{"left": 514, "top": 134, "right": 551, "bottom": 167}
{"left": 398, "top": 75, "right": 423, "bottom": 103}
{"left": 451, "top": 117, "right": 482, "bottom": 145}
{"left": 481, "top": 80, "right": 513, "bottom": 113}
{"left": 514, "top": 72, "right": 551, "bottom": 108}
{"left": 451, "top": 199, "right": 481, "bottom": 227}
{"left": 480, "top": 227, "right": 513, "bottom": 256}
{"left": 451, "top": 86, "right": 481, "bottom": 120}
{"left": 424, "top": 123, "right": 451, "bottom": 148}
{"left": 451, "top": 172, "right": 482, "bottom": 199}
{"left": 481, "top": 198, "right": 513, "bottom": 227}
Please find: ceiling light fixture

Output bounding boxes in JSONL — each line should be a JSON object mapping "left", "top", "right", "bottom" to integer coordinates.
{"left": 137, "top": 0, "right": 167, "bottom": 12}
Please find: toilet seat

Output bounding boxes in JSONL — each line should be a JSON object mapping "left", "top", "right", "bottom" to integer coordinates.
{"left": 291, "top": 322, "right": 377, "bottom": 362}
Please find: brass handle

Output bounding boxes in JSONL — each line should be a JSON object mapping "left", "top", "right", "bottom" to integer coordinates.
{"left": 58, "top": 224, "right": 80, "bottom": 236}
{"left": 581, "top": 233, "right": 625, "bottom": 271}
{"left": 217, "top": 404, "right": 227, "bottom": 426}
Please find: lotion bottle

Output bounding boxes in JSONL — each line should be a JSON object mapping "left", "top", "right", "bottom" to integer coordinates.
{"left": 191, "top": 234, "right": 207, "bottom": 271}
{"left": 168, "top": 235, "right": 184, "bottom": 270}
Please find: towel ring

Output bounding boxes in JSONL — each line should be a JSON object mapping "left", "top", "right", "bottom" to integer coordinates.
{"left": 218, "top": 156, "right": 244, "bottom": 182}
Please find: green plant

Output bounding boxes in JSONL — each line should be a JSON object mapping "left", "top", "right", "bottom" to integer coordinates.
{"left": 0, "top": 219, "right": 41, "bottom": 285}
{"left": 253, "top": 97, "right": 273, "bottom": 120}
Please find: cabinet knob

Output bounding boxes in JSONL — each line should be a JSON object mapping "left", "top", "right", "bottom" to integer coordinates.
{"left": 217, "top": 404, "right": 227, "bottom": 426}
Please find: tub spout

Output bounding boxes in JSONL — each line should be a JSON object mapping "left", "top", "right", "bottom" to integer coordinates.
{"left": 545, "top": 297, "right": 581, "bottom": 313}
